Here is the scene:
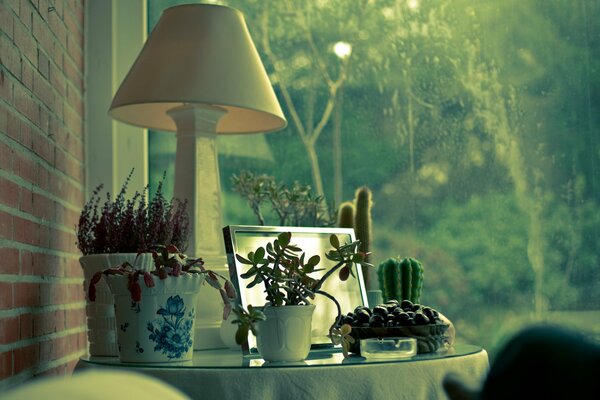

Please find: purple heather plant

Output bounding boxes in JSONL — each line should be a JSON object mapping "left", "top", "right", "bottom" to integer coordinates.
{"left": 76, "top": 170, "right": 190, "bottom": 255}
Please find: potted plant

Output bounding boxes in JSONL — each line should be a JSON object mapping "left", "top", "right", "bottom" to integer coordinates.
{"left": 88, "top": 245, "right": 236, "bottom": 363}
{"left": 231, "top": 232, "right": 372, "bottom": 362}
{"left": 77, "top": 170, "right": 189, "bottom": 356}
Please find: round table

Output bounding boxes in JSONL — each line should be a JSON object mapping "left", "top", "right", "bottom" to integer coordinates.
{"left": 76, "top": 344, "right": 488, "bottom": 400}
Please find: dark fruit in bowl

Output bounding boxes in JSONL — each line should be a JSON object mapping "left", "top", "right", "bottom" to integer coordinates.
{"left": 372, "top": 306, "right": 388, "bottom": 317}
{"left": 336, "top": 302, "right": 451, "bottom": 355}
{"left": 355, "top": 309, "right": 371, "bottom": 324}
{"left": 414, "top": 312, "right": 430, "bottom": 325}
{"left": 400, "top": 300, "right": 414, "bottom": 310}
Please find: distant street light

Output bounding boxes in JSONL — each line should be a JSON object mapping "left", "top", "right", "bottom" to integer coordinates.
{"left": 333, "top": 41, "right": 352, "bottom": 60}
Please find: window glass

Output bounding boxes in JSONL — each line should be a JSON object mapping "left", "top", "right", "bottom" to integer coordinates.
{"left": 148, "top": 0, "right": 600, "bottom": 358}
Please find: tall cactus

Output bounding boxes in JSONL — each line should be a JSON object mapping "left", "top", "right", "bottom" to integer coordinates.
{"left": 337, "top": 201, "right": 355, "bottom": 229}
{"left": 354, "top": 186, "right": 373, "bottom": 288}
{"left": 377, "top": 256, "right": 424, "bottom": 303}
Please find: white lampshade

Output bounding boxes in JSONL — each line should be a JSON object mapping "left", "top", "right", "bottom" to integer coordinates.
{"left": 109, "top": 3, "right": 287, "bottom": 134}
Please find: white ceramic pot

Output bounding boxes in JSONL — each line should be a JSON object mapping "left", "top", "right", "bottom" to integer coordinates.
{"left": 79, "top": 253, "right": 152, "bottom": 356}
{"left": 106, "top": 273, "right": 205, "bottom": 363}
{"left": 256, "top": 305, "right": 316, "bottom": 362}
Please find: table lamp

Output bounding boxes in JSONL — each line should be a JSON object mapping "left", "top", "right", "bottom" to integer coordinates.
{"left": 108, "top": 3, "right": 287, "bottom": 348}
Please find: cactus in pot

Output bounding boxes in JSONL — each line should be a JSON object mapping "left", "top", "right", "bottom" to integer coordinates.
{"left": 377, "top": 257, "right": 424, "bottom": 304}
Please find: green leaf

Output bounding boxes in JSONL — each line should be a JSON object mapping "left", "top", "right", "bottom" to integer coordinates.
{"left": 254, "top": 247, "right": 265, "bottom": 263}
{"left": 278, "top": 232, "right": 291, "bottom": 247}
{"left": 235, "top": 254, "right": 253, "bottom": 265}
{"left": 235, "top": 325, "right": 249, "bottom": 345}
{"left": 330, "top": 234, "right": 340, "bottom": 249}
{"left": 306, "top": 255, "right": 320, "bottom": 268}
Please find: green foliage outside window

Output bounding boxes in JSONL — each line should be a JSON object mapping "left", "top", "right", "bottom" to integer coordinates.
{"left": 148, "top": 0, "right": 600, "bottom": 359}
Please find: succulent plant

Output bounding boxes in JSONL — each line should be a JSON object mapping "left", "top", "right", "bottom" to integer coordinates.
{"left": 88, "top": 244, "right": 236, "bottom": 319}
{"left": 232, "top": 232, "right": 373, "bottom": 345}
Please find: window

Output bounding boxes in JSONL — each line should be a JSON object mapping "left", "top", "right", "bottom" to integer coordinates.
{"left": 147, "top": 0, "right": 600, "bottom": 358}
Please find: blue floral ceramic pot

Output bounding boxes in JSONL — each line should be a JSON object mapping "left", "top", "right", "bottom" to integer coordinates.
{"left": 106, "top": 273, "right": 205, "bottom": 363}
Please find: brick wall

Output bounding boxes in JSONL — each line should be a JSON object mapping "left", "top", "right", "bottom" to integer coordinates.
{"left": 0, "top": 0, "right": 86, "bottom": 389}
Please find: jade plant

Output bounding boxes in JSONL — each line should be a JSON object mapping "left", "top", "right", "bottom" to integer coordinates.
{"left": 377, "top": 257, "right": 424, "bottom": 304}
{"left": 88, "top": 244, "right": 237, "bottom": 319}
{"left": 231, "top": 232, "right": 373, "bottom": 345}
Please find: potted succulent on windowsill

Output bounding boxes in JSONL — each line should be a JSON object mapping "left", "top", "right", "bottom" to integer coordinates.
{"left": 88, "top": 244, "right": 236, "bottom": 363}
{"left": 231, "top": 232, "right": 372, "bottom": 362}
{"left": 77, "top": 170, "right": 189, "bottom": 356}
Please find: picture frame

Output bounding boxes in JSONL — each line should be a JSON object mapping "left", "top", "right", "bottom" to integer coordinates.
{"left": 223, "top": 225, "right": 369, "bottom": 354}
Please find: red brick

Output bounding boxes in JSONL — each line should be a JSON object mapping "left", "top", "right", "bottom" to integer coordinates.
{"left": 0, "top": 176, "right": 19, "bottom": 208}
{"left": 0, "top": 351, "right": 12, "bottom": 379}
{"left": 63, "top": 103, "right": 82, "bottom": 135}
{"left": 63, "top": 58, "right": 82, "bottom": 90}
{"left": 0, "top": 316, "right": 19, "bottom": 344}
{"left": 0, "top": 210, "right": 13, "bottom": 240}
{"left": 32, "top": 12, "right": 53, "bottom": 56}
{"left": 36, "top": 224, "right": 50, "bottom": 248}
{"left": 13, "top": 216, "right": 36, "bottom": 245}
{"left": 33, "top": 69, "right": 54, "bottom": 110}
{"left": 13, "top": 84, "right": 38, "bottom": 125}
{"left": 20, "top": 57, "right": 34, "bottom": 91}
{"left": 32, "top": 192, "right": 54, "bottom": 220}
{"left": 0, "top": 248, "right": 19, "bottom": 274}
{"left": 33, "top": 309, "right": 62, "bottom": 335}
{"left": 20, "top": 249, "right": 33, "bottom": 275}
{"left": 65, "top": 307, "right": 85, "bottom": 329}
{"left": 14, "top": 18, "right": 36, "bottom": 64}
{"left": 5, "top": 111, "right": 21, "bottom": 142}
{"left": 40, "top": 283, "right": 70, "bottom": 306}
{"left": 19, "top": 185, "right": 33, "bottom": 213}
{"left": 19, "top": 313, "right": 33, "bottom": 340}
{"left": 0, "top": 69, "right": 13, "bottom": 104}
{"left": 14, "top": 152, "right": 37, "bottom": 185}
{"left": 13, "top": 344, "right": 38, "bottom": 374}
{"left": 0, "top": 282, "right": 13, "bottom": 310}
{"left": 49, "top": 59, "right": 66, "bottom": 97}
{"left": 0, "top": 141, "right": 14, "bottom": 171}
{"left": 37, "top": 49, "right": 49, "bottom": 79}
{"left": 0, "top": 3, "right": 15, "bottom": 40}
{"left": 0, "top": 32, "right": 21, "bottom": 78}
{"left": 13, "top": 282, "right": 39, "bottom": 308}
{"left": 36, "top": 164, "right": 50, "bottom": 192}
{"left": 31, "top": 129, "right": 55, "bottom": 164}
{"left": 32, "top": 252, "right": 60, "bottom": 277}
{"left": 17, "top": 0, "right": 33, "bottom": 30}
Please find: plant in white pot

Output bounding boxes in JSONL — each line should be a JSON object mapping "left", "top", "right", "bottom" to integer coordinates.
{"left": 88, "top": 244, "right": 235, "bottom": 363}
{"left": 77, "top": 171, "right": 189, "bottom": 356}
{"left": 232, "top": 232, "right": 372, "bottom": 362}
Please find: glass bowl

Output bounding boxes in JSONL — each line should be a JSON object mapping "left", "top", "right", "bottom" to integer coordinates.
{"left": 360, "top": 337, "right": 417, "bottom": 360}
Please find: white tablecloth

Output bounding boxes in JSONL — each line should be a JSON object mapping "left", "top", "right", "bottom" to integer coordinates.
{"left": 76, "top": 345, "right": 489, "bottom": 400}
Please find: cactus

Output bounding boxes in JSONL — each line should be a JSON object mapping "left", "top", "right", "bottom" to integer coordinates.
{"left": 408, "top": 257, "right": 424, "bottom": 303}
{"left": 377, "top": 256, "right": 424, "bottom": 303}
{"left": 354, "top": 186, "right": 373, "bottom": 288}
{"left": 377, "top": 258, "right": 403, "bottom": 302}
{"left": 337, "top": 201, "right": 355, "bottom": 229}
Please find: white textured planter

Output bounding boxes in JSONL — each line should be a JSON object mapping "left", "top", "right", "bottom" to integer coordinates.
{"left": 256, "top": 305, "right": 316, "bottom": 362}
{"left": 106, "top": 273, "right": 205, "bottom": 363}
{"left": 80, "top": 253, "right": 152, "bottom": 356}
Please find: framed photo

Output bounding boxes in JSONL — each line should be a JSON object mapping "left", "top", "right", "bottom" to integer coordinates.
{"left": 223, "top": 225, "right": 369, "bottom": 353}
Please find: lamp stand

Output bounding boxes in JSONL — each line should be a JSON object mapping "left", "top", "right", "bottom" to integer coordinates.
{"left": 168, "top": 104, "right": 229, "bottom": 349}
